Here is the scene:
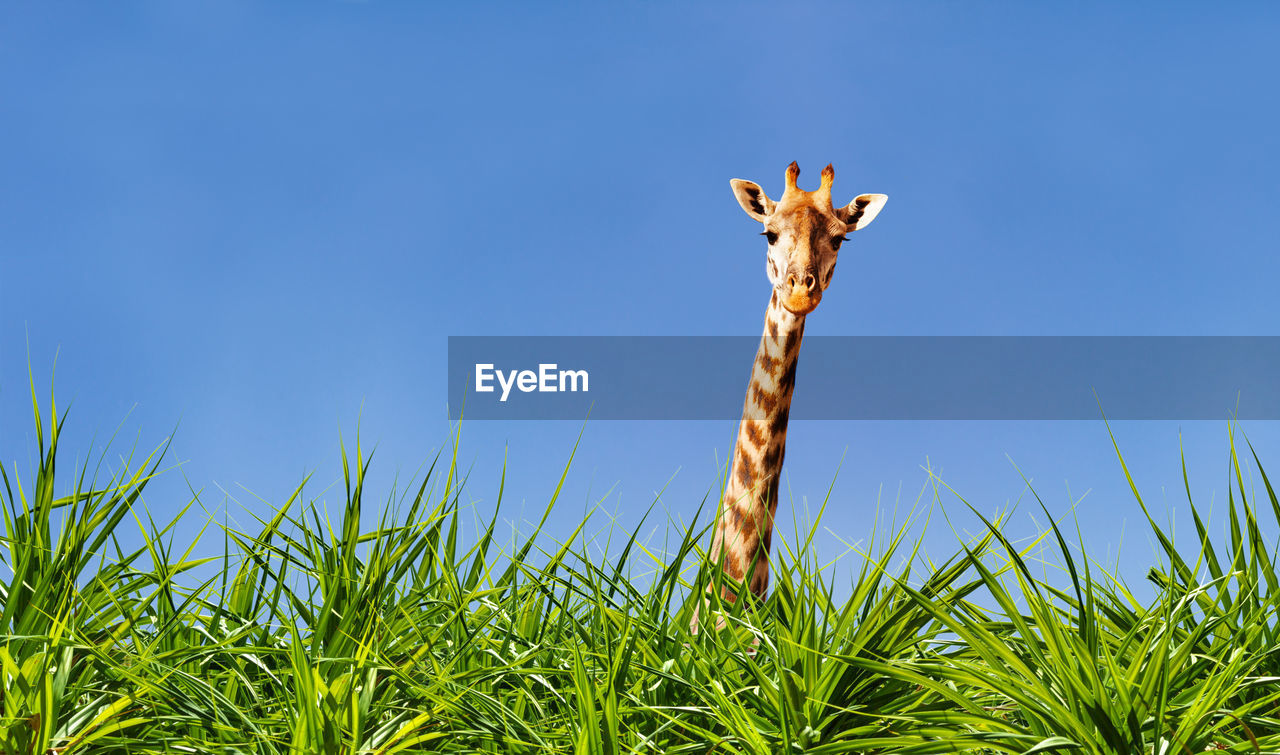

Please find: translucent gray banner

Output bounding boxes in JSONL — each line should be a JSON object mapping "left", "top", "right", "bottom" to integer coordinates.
{"left": 446, "top": 336, "right": 1280, "bottom": 420}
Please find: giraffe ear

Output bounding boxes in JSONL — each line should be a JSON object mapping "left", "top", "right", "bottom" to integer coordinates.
{"left": 839, "top": 194, "right": 888, "bottom": 231}
{"left": 730, "top": 179, "right": 776, "bottom": 222}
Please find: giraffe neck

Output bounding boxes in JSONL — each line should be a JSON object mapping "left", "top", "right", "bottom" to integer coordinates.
{"left": 709, "top": 290, "right": 805, "bottom": 600}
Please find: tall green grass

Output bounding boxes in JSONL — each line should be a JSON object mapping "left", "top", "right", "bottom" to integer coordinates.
{"left": 2, "top": 387, "right": 1278, "bottom": 753}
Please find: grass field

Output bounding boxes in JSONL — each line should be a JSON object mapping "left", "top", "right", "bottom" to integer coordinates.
{"left": 3, "top": 387, "right": 1279, "bottom": 754}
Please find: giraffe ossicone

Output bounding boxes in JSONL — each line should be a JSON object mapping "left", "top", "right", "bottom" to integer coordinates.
{"left": 693, "top": 162, "right": 887, "bottom": 633}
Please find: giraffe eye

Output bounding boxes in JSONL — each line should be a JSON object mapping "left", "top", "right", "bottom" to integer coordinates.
{"left": 831, "top": 235, "right": 848, "bottom": 250}
{"left": 762, "top": 231, "right": 779, "bottom": 245}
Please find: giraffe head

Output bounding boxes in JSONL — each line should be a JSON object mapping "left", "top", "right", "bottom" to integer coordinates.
{"left": 730, "top": 162, "right": 887, "bottom": 315}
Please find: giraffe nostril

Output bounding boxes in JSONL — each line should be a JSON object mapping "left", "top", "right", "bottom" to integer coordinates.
{"left": 786, "top": 273, "right": 798, "bottom": 289}
{"left": 804, "top": 273, "right": 816, "bottom": 291}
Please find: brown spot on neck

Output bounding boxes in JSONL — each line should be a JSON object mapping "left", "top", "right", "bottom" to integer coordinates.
{"left": 769, "top": 404, "right": 791, "bottom": 437}
{"left": 751, "top": 383, "right": 778, "bottom": 414}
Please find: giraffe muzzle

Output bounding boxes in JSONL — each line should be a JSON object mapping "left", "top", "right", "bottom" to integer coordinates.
{"left": 781, "top": 273, "right": 821, "bottom": 315}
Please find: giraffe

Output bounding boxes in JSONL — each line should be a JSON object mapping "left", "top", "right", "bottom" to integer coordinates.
{"left": 693, "top": 161, "right": 886, "bottom": 631}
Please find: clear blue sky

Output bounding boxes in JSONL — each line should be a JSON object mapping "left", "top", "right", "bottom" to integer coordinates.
{"left": 4, "top": 3, "right": 1280, "bottom": 590}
